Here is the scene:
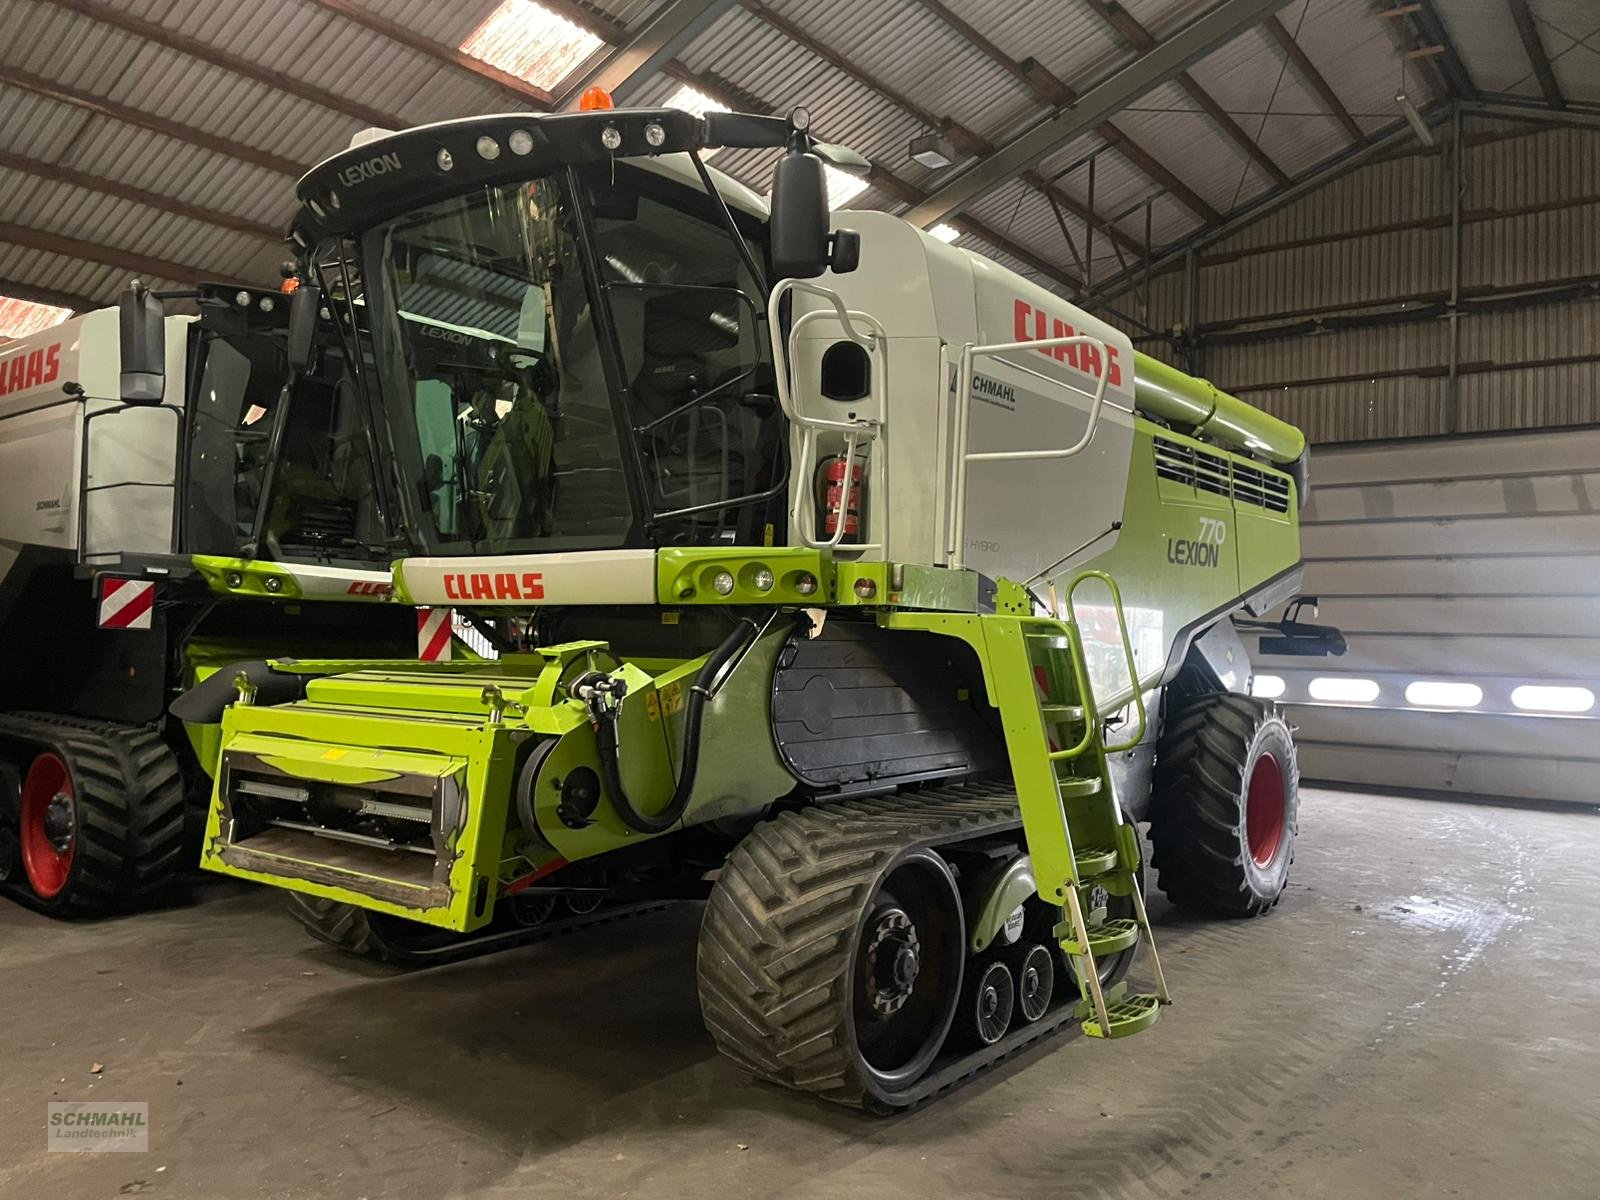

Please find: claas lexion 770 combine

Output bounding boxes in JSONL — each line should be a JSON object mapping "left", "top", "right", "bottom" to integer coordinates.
{"left": 188, "top": 100, "right": 1338, "bottom": 1109}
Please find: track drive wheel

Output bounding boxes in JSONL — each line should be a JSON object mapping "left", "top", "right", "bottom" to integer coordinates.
{"left": 1150, "top": 693, "right": 1299, "bottom": 917}
{"left": 286, "top": 895, "right": 468, "bottom": 966}
{"left": 698, "top": 814, "right": 967, "bottom": 1110}
{"left": 5, "top": 716, "right": 184, "bottom": 915}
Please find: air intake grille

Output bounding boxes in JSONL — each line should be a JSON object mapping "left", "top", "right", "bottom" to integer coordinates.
{"left": 1232, "top": 461, "right": 1291, "bottom": 514}
{"left": 1154, "top": 436, "right": 1230, "bottom": 497}
{"left": 1154, "top": 435, "right": 1290, "bottom": 513}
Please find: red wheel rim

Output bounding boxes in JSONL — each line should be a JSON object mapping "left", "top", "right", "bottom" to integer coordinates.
{"left": 1245, "top": 752, "right": 1286, "bottom": 867}
{"left": 20, "top": 752, "right": 74, "bottom": 898}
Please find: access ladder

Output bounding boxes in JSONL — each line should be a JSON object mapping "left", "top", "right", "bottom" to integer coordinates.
{"left": 981, "top": 569, "right": 1171, "bottom": 1038}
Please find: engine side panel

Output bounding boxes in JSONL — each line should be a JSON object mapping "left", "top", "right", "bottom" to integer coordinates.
{"left": 772, "top": 617, "right": 1005, "bottom": 796}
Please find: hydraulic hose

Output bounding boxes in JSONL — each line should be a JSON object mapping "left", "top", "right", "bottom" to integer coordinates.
{"left": 583, "top": 615, "right": 762, "bottom": 835}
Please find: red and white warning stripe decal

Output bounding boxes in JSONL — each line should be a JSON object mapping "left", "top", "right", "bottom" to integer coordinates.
{"left": 417, "top": 607, "right": 453, "bottom": 662}
{"left": 98, "top": 577, "right": 156, "bottom": 630}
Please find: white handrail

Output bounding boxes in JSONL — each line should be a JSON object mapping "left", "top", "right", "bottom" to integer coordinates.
{"left": 767, "top": 279, "right": 889, "bottom": 550}
{"left": 948, "top": 334, "right": 1112, "bottom": 571}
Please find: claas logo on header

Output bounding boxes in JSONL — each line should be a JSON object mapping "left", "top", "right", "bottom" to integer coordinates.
{"left": 444, "top": 572, "right": 545, "bottom": 601}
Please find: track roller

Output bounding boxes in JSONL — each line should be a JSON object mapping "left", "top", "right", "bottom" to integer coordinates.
{"left": 955, "top": 958, "right": 1014, "bottom": 1047}
{"left": 1006, "top": 942, "right": 1055, "bottom": 1023}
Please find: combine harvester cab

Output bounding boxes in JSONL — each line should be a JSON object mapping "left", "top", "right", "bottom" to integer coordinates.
{"left": 195, "top": 101, "right": 1330, "bottom": 1108}
{"left": 0, "top": 282, "right": 420, "bottom": 915}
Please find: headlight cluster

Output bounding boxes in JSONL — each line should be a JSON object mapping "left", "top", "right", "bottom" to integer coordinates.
{"left": 670, "top": 560, "right": 825, "bottom": 603}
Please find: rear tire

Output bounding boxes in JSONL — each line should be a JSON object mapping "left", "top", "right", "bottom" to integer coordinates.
{"left": 1149, "top": 693, "right": 1299, "bottom": 917}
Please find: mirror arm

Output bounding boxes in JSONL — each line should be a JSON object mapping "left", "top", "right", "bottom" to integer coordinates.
{"left": 688, "top": 147, "right": 767, "bottom": 297}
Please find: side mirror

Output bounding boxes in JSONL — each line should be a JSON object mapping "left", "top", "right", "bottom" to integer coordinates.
{"left": 770, "top": 147, "right": 830, "bottom": 279}
{"left": 769, "top": 148, "right": 863, "bottom": 279}
{"left": 286, "top": 282, "right": 322, "bottom": 372}
{"left": 830, "top": 229, "right": 861, "bottom": 274}
{"left": 118, "top": 280, "right": 165, "bottom": 404}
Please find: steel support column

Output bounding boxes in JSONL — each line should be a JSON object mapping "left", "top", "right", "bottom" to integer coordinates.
{"left": 1446, "top": 105, "right": 1465, "bottom": 432}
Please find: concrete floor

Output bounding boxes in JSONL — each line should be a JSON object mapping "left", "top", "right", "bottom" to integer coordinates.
{"left": 1, "top": 788, "right": 1596, "bottom": 1200}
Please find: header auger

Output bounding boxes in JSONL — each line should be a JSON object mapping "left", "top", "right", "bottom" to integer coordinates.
{"left": 188, "top": 100, "right": 1323, "bottom": 1108}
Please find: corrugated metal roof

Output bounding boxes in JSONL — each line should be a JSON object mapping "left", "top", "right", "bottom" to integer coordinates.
{"left": 0, "top": 0, "right": 1581, "bottom": 328}
{"left": 1437, "top": 0, "right": 1600, "bottom": 104}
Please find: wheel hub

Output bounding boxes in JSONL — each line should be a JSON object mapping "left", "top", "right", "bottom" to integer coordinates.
{"left": 1246, "top": 752, "right": 1287, "bottom": 867}
{"left": 19, "top": 752, "right": 75, "bottom": 900}
{"left": 1020, "top": 963, "right": 1042, "bottom": 1005}
{"left": 864, "top": 908, "right": 921, "bottom": 1016}
{"left": 979, "top": 982, "right": 1000, "bottom": 1019}
{"left": 42, "top": 793, "right": 73, "bottom": 851}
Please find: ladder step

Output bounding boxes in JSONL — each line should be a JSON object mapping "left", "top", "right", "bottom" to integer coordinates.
{"left": 1073, "top": 845, "right": 1118, "bottom": 877}
{"left": 1054, "top": 916, "right": 1140, "bottom": 958}
{"left": 1083, "top": 992, "right": 1163, "bottom": 1039}
{"left": 1040, "top": 703, "right": 1085, "bottom": 723}
{"left": 1056, "top": 775, "right": 1102, "bottom": 799}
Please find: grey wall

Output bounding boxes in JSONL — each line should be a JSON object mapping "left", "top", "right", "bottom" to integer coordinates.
{"left": 1238, "top": 426, "right": 1600, "bottom": 806}
{"left": 1101, "top": 115, "right": 1600, "bottom": 446}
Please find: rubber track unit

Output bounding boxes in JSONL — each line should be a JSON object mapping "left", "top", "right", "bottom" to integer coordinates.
{"left": 287, "top": 893, "right": 676, "bottom": 968}
{"left": 1149, "top": 693, "right": 1297, "bottom": 918}
{"left": 0, "top": 712, "right": 185, "bottom": 916}
{"left": 697, "top": 781, "right": 1086, "bottom": 1112}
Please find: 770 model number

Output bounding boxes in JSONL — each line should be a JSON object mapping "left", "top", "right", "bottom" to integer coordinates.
{"left": 1167, "top": 517, "right": 1226, "bottom": 569}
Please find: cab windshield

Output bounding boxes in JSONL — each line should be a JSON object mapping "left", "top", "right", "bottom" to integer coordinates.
{"left": 359, "top": 164, "right": 779, "bottom": 554}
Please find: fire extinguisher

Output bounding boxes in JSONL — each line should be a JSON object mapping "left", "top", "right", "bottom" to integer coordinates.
{"left": 816, "top": 452, "right": 866, "bottom": 541}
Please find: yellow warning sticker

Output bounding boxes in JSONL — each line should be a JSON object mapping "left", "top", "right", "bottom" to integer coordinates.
{"left": 660, "top": 681, "right": 685, "bottom": 718}
{"left": 321, "top": 748, "right": 348, "bottom": 761}
{"left": 646, "top": 682, "right": 686, "bottom": 722}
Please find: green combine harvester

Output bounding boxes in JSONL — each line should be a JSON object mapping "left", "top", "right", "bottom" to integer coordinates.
{"left": 0, "top": 282, "right": 418, "bottom": 914}
{"left": 190, "top": 102, "right": 1333, "bottom": 1109}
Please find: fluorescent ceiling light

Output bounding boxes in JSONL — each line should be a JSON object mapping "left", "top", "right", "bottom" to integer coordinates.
{"left": 929, "top": 223, "right": 960, "bottom": 243}
{"left": 908, "top": 131, "right": 956, "bottom": 170}
{"left": 0, "top": 295, "right": 72, "bottom": 339}
{"left": 1394, "top": 92, "right": 1434, "bottom": 148}
{"left": 461, "top": 0, "right": 603, "bottom": 91}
